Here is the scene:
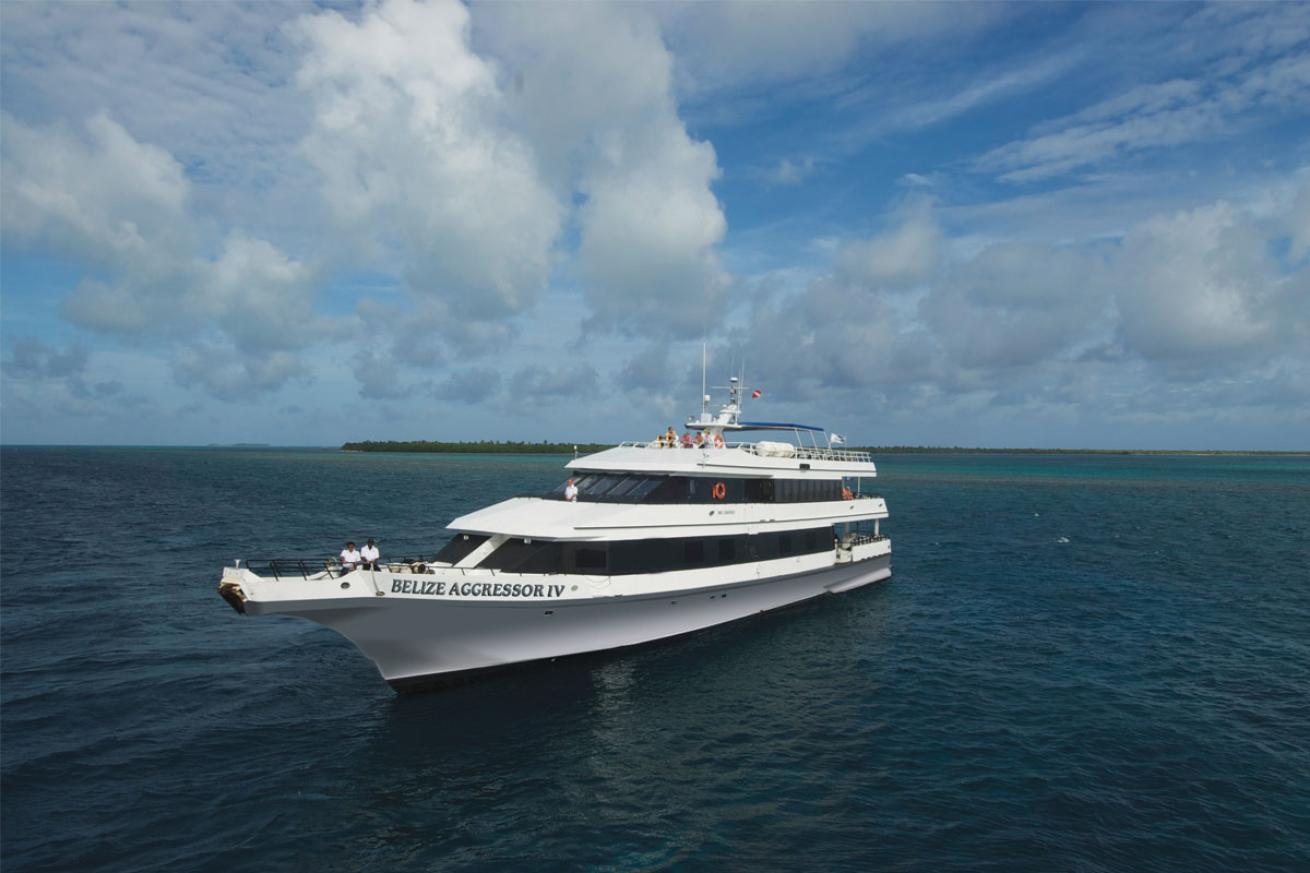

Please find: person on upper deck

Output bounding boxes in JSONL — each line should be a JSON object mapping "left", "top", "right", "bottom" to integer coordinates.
{"left": 665, "top": 426, "right": 677, "bottom": 447}
{"left": 681, "top": 432, "right": 693, "bottom": 448}
{"left": 694, "top": 432, "right": 705, "bottom": 448}
{"left": 564, "top": 478, "right": 578, "bottom": 501}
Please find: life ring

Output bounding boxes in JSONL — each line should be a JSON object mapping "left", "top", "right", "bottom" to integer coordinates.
{"left": 712, "top": 481, "right": 727, "bottom": 500}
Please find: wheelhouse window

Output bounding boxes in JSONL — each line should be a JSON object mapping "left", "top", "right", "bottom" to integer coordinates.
{"left": 434, "top": 533, "right": 489, "bottom": 564}
{"left": 470, "top": 527, "right": 835, "bottom": 576}
{"left": 548, "top": 475, "right": 841, "bottom": 504}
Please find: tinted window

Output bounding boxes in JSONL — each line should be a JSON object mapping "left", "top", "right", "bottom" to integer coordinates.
{"left": 575, "top": 548, "right": 607, "bottom": 570}
{"left": 434, "top": 534, "right": 488, "bottom": 564}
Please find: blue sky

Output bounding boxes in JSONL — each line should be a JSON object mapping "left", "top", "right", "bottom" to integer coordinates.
{"left": 1, "top": 1, "right": 1307, "bottom": 448}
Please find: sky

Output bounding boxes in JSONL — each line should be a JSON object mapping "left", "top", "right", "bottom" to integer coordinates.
{"left": 1, "top": 0, "right": 1307, "bottom": 449}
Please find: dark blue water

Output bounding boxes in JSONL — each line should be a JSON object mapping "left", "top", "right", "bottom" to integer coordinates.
{"left": 2, "top": 448, "right": 1308, "bottom": 872}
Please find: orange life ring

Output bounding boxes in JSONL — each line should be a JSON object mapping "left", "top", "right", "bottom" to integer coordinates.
{"left": 712, "top": 481, "right": 727, "bottom": 500}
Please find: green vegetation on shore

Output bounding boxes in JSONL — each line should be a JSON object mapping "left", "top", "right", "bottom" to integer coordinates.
{"left": 342, "top": 440, "right": 1305, "bottom": 456}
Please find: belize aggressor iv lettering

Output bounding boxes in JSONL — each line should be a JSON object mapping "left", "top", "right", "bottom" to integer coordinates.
{"left": 390, "top": 579, "right": 567, "bottom": 598}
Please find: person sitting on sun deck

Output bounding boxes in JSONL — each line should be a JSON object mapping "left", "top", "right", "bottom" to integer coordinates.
{"left": 694, "top": 432, "right": 705, "bottom": 448}
{"left": 665, "top": 426, "right": 677, "bottom": 447}
{"left": 713, "top": 433, "right": 725, "bottom": 448}
{"left": 681, "top": 432, "right": 693, "bottom": 448}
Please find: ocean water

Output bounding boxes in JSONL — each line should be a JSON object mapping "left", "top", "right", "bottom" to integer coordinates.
{"left": 2, "top": 447, "right": 1308, "bottom": 872}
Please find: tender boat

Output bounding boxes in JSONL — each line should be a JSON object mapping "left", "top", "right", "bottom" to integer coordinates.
{"left": 217, "top": 378, "right": 891, "bottom": 691}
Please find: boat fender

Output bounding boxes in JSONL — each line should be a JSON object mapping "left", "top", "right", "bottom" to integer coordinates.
{"left": 712, "top": 481, "right": 727, "bottom": 500}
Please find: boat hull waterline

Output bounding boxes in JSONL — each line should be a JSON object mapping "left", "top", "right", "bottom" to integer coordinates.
{"left": 222, "top": 552, "right": 890, "bottom": 690}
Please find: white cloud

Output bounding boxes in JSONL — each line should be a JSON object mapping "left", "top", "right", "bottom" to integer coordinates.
{"left": 478, "top": 3, "right": 730, "bottom": 337}
{"left": 837, "top": 199, "right": 943, "bottom": 290}
{"left": 292, "top": 0, "right": 562, "bottom": 318}
{"left": 921, "top": 242, "right": 1111, "bottom": 369}
{"left": 510, "top": 362, "right": 600, "bottom": 405}
{"left": 977, "top": 46, "right": 1310, "bottom": 183}
{"left": 658, "top": 2, "right": 1003, "bottom": 97}
{"left": 762, "top": 157, "right": 818, "bottom": 187}
{"left": 1113, "top": 202, "right": 1288, "bottom": 363}
{"left": 731, "top": 183, "right": 1308, "bottom": 435}
{"left": 173, "top": 342, "right": 311, "bottom": 403}
{"left": 1, "top": 112, "right": 191, "bottom": 282}
{"left": 2, "top": 112, "right": 318, "bottom": 399}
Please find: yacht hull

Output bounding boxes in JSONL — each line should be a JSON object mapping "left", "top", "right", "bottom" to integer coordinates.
{"left": 263, "top": 556, "right": 891, "bottom": 691}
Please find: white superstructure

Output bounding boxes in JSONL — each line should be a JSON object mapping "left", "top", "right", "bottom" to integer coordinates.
{"left": 218, "top": 378, "right": 891, "bottom": 691}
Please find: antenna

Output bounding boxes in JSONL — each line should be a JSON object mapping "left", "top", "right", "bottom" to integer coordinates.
{"left": 700, "top": 342, "right": 709, "bottom": 421}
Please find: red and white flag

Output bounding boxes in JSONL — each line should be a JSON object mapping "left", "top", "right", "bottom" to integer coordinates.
{"left": 751, "top": 389, "right": 762, "bottom": 399}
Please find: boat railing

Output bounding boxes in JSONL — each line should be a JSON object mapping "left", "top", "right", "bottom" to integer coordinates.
{"left": 242, "top": 555, "right": 444, "bottom": 581}
{"left": 615, "top": 440, "right": 873, "bottom": 464}
{"left": 839, "top": 534, "right": 889, "bottom": 548}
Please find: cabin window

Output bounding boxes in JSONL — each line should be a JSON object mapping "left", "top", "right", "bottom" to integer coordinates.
{"left": 434, "top": 533, "right": 489, "bottom": 564}
{"left": 575, "top": 548, "right": 607, "bottom": 570}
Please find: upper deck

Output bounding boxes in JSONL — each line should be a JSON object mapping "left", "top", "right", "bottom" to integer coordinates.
{"left": 567, "top": 441, "right": 877, "bottom": 477}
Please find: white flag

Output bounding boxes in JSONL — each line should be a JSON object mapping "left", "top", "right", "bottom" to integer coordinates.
{"left": 828, "top": 433, "right": 846, "bottom": 445}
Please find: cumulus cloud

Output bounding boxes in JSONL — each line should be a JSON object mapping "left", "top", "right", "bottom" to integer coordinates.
{"left": 1112, "top": 202, "right": 1290, "bottom": 363}
{"left": 2, "top": 112, "right": 318, "bottom": 399}
{"left": 1, "top": 112, "right": 191, "bottom": 283}
{"left": 434, "top": 367, "right": 501, "bottom": 403}
{"left": 1, "top": 338, "right": 141, "bottom": 428}
{"left": 510, "top": 362, "right": 600, "bottom": 405}
{"left": 733, "top": 184, "right": 1308, "bottom": 432}
{"left": 293, "top": 0, "right": 562, "bottom": 318}
{"left": 477, "top": 3, "right": 731, "bottom": 338}
{"left": 921, "top": 242, "right": 1111, "bottom": 369}
{"left": 173, "top": 342, "right": 311, "bottom": 403}
{"left": 3, "top": 337, "right": 89, "bottom": 380}
{"left": 837, "top": 199, "right": 943, "bottom": 290}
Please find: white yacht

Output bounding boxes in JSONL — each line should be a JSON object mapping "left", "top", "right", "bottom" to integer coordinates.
{"left": 218, "top": 379, "right": 891, "bottom": 691}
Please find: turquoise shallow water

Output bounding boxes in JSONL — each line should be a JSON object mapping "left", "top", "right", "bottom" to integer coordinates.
{"left": 2, "top": 448, "right": 1308, "bottom": 872}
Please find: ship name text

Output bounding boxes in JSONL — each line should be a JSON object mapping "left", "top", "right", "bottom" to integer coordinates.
{"left": 390, "top": 578, "right": 566, "bottom": 599}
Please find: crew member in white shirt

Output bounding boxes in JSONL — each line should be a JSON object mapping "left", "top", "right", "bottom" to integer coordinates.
{"left": 564, "top": 478, "right": 578, "bottom": 502}
{"left": 339, "top": 541, "right": 362, "bottom": 572}
{"left": 361, "top": 538, "right": 380, "bottom": 570}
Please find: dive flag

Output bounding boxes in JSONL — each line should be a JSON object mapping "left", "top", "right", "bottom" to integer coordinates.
{"left": 751, "top": 389, "right": 762, "bottom": 399}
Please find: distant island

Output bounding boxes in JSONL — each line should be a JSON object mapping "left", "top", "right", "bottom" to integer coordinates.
{"left": 341, "top": 440, "right": 1305, "bottom": 456}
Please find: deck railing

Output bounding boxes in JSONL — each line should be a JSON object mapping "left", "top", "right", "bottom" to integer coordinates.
{"left": 242, "top": 555, "right": 444, "bottom": 580}
{"left": 614, "top": 440, "right": 873, "bottom": 464}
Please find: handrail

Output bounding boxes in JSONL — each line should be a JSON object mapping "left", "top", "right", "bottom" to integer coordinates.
{"left": 611, "top": 440, "right": 873, "bottom": 464}
{"left": 243, "top": 555, "right": 443, "bottom": 581}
